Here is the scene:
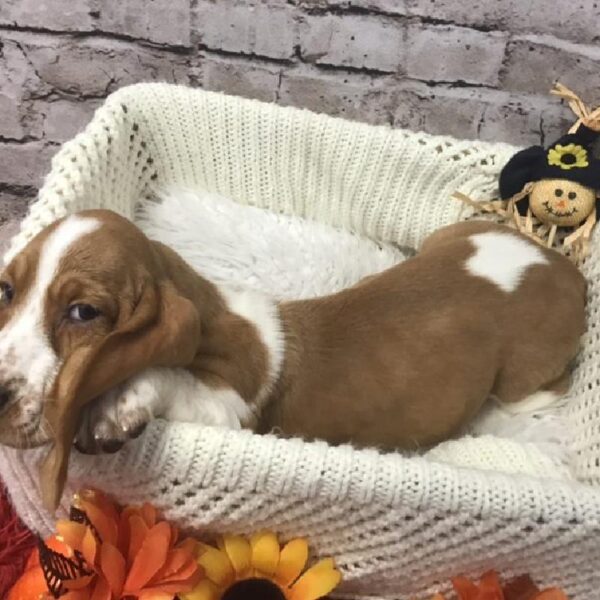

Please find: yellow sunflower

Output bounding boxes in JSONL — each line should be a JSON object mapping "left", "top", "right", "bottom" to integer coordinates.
{"left": 183, "top": 532, "right": 342, "bottom": 600}
{"left": 547, "top": 143, "right": 588, "bottom": 170}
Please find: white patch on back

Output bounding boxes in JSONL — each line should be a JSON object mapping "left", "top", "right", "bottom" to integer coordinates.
{"left": 0, "top": 215, "right": 100, "bottom": 424}
{"left": 219, "top": 286, "right": 284, "bottom": 410}
{"left": 465, "top": 232, "right": 548, "bottom": 293}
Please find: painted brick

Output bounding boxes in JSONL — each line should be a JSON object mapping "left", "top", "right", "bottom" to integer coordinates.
{"left": 0, "top": 0, "right": 94, "bottom": 32}
{"left": 200, "top": 55, "right": 282, "bottom": 103}
{"left": 0, "top": 40, "right": 47, "bottom": 140}
{"left": 405, "top": 0, "right": 600, "bottom": 46}
{"left": 392, "top": 85, "right": 572, "bottom": 146}
{"left": 300, "top": 14, "right": 404, "bottom": 72}
{"left": 392, "top": 86, "right": 487, "bottom": 141}
{"left": 0, "top": 217, "right": 23, "bottom": 257}
{"left": 478, "top": 99, "right": 571, "bottom": 147}
{"left": 16, "top": 36, "right": 190, "bottom": 97}
{"left": 501, "top": 36, "right": 600, "bottom": 102}
{"left": 279, "top": 67, "right": 393, "bottom": 124}
{"left": 194, "top": 1, "right": 296, "bottom": 60}
{"left": 297, "top": 0, "right": 407, "bottom": 14}
{"left": 41, "top": 98, "right": 101, "bottom": 143}
{"left": 0, "top": 94, "right": 26, "bottom": 140}
{"left": 0, "top": 0, "right": 190, "bottom": 45}
{"left": 0, "top": 142, "right": 56, "bottom": 187}
{"left": 0, "top": 38, "right": 51, "bottom": 98}
{"left": 406, "top": 25, "right": 507, "bottom": 86}
{"left": 0, "top": 195, "right": 31, "bottom": 230}
{"left": 96, "top": 0, "right": 191, "bottom": 46}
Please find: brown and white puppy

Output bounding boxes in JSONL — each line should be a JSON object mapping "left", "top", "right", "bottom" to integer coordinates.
{"left": 0, "top": 212, "right": 586, "bottom": 506}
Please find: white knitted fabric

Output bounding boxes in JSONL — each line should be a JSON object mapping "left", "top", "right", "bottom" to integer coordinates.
{"left": 1, "top": 83, "right": 599, "bottom": 599}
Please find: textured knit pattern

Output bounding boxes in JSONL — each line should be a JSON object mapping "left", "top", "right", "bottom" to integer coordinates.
{"left": 1, "top": 83, "right": 599, "bottom": 599}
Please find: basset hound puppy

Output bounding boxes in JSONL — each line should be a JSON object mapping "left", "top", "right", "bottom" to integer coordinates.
{"left": 0, "top": 211, "right": 586, "bottom": 508}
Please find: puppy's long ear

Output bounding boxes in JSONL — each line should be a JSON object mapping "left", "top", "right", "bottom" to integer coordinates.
{"left": 40, "top": 279, "right": 201, "bottom": 511}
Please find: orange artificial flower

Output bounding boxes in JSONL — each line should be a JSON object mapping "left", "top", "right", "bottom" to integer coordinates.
{"left": 8, "top": 536, "right": 72, "bottom": 600}
{"left": 8, "top": 489, "right": 202, "bottom": 600}
{"left": 451, "top": 570, "right": 505, "bottom": 599}
{"left": 430, "top": 571, "right": 569, "bottom": 600}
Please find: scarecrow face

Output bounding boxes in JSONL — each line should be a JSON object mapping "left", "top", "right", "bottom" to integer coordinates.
{"left": 528, "top": 178, "right": 596, "bottom": 227}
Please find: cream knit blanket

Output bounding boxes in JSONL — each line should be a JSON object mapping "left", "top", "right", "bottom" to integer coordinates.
{"left": 1, "top": 84, "right": 599, "bottom": 599}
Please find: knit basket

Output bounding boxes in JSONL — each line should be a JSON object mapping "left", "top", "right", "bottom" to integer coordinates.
{"left": 1, "top": 83, "right": 600, "bottom": 600}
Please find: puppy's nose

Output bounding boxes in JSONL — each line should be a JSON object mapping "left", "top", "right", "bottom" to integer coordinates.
{"left": 0, "top": 386, "right": 12, "bottom": 411}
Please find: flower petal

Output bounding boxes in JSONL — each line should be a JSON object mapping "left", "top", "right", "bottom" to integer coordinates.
{"left": 137, "top": 591, "right": 174, "bottom": 600}
{"left": 181, "top": 578, "right": 220, "bottom": 600}
{"left": 160, "top": 559, "right": 204, "bottom": 589}
{"left": 251, "top": 531, "right": 280, "bottom": 576}
{"left": 81, "top": 526, "right": 98, "bottom": 567}
{"left": 196, "top": 542, "right": 234, "bottom": 586}
{"left": 47, "top": 534, "right": 74, "bottom": 558}
{"left": 170, "top": 523, "right": 180, "bottom": 546}
{"left": 476, "top": 571, "right": 504, "bottom": 600}
{"left": 24, "top": 547, "right": 40, "bottom": 570}
{"left": 503, "top": 574, "right": 539, "bottom": 600}
{"left": 222, "top": 535, "right": 251, "bottom": 576}
{"left": 90, "top": 574, "right": 112, "bottom": 600}
{"left": 127, "top": 514, "right": 150, "bottom": 567}
{"left": 123, "top": 521, "right": 171, "bottom": 593}
{"left": 275, "top": 538, "right": 308, "bottom": 587}
{"left": 77, "top": 498, "right": 118, "bottom": 547}
{"left": 6, "top": 565, "right": 49, "bottom": 599}
{"left": 63, "top": 574, "right": 96, "bottom": 591}
{"left": 118, "top": 507, "right": 135, "bottom": 557}
{"left": 152, "top": 548, "right": 190, "bottom": 581}
{"left": 62, "top": 591, "right": 92, "bottom": 600}
{"left": 535, "top": 590, "right": 569, "bottom": 600}
{"left": 452, "top": 576, "right": 480, "bottom": 600}
{"left": 79, "top": 489, "right": 120, "bottom": 524}
{"left": 179, "top": 538, "right": 199, "bottom": 555}
{"left": 290, "top": 558, "right": 342, "bottom": 600}
{"left": 141, "top": 503, "right": 157, "bottom": 528}
{"left": 100, "top": 542, "right": 126, "bottom": 596}
{"left": 150, "top": 546, "right": 202, "bottom": 588}
{"left": 56, "top": 521, "right": 87, "bottom": 553}
{"left": 140, "top": 575, "right": 202, "bottom": 595}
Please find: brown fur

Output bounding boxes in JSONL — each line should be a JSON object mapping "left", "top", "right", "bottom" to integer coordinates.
{"left": 265, "top": 220, "right": 586, "bottom": 449}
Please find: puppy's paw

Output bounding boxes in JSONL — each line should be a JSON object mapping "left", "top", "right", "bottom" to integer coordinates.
{"left": 75, "top": 376, "right": 158, "bottom": 454}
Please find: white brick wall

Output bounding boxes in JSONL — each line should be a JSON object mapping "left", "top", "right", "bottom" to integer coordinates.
{"left": 0, "top": 0, "right": 599, "bottom": 223}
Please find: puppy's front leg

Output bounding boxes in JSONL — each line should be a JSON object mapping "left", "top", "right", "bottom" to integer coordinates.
{"left": 75, "top": 367, "right": 252, "bottom": 454}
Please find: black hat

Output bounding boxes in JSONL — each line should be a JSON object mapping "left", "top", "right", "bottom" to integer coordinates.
{"left": 499, "top": 124, "right": 600, "bottom": 201}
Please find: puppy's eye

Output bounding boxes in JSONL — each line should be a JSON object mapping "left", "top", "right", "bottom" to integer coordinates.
{"left": 68, "top": 303, "right": 100, "bottom": 322}
{"left": 0, "top": 281, "right": 14, "bottom": 304}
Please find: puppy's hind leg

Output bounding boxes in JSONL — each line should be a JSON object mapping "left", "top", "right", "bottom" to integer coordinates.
{"left": 497, "top": 370, "right": 570, "bottom": 416}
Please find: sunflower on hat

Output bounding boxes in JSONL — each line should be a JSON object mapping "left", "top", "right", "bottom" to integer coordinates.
{"left": 547, "top": 143, "right": 589, "bottom": 170}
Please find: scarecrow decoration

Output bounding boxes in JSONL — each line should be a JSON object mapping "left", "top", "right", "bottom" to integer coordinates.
{"left": 454, "top": 83, "right": 600, "bottom": 263}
